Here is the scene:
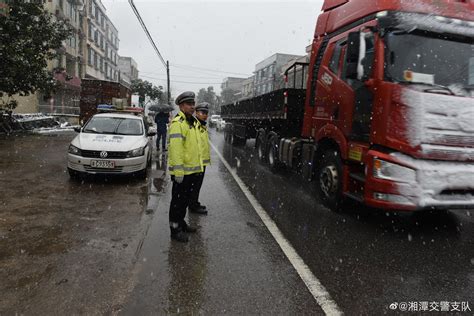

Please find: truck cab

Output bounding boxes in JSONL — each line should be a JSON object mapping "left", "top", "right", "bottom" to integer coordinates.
{"left": 307, "top": 0, "right": 474, "bottom": 210}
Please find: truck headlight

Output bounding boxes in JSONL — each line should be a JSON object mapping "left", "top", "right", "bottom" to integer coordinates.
{"left": 68, "top": 144, "right": 81, "bottom": 156}
{"left": 373, "top": 158, "right": 416, "bottom": 183}
{"left": 126, "top": 146, "right": 145, "bottom": 158}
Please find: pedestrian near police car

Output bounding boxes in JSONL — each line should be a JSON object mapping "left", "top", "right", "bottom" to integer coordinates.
{"left": 167, "top": 91, "right": 203, "bottom": 242}
{"left": 155, "top": 111, "right": 170, "bottom": 152}
{"left": 189, "top": 102, "right": 211, "bottom": 215}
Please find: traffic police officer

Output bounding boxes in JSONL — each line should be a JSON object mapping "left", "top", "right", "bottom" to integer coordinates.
{"left": 168, "top": 91, "right": 202, "bottom": 242}
{"left": 189, "top": 102, "right": 211, "bottom": 214}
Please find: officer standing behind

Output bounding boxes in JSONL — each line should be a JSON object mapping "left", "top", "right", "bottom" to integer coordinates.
{"left": 189, "top": 102, "right": 211, "bottom": 215}
{"left": 168, "top": 91, "right": 202, "bottom": 242}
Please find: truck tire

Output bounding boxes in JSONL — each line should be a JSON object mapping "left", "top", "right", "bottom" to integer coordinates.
{"left": 257, "top": 137, "right": 267, "bottom": 163}
{"left": 232, "top": 135, "right": 246, "bottom": 146}
{"left": 316, "top": 150, "right": 344, "bottom": 212}
{"left": 267, "top": 136, "right": 282, "bottom": 171}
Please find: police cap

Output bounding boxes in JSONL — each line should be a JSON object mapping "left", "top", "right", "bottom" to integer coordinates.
{"left": 195, "top": 102, "right": 209, "bottom": 112}
{"left": 175, "top": 91, "right": 196, "bottom": 105}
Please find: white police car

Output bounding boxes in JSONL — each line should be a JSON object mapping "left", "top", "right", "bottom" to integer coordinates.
{"left": 67, "top": 112, "right": 156, "bottom": 179}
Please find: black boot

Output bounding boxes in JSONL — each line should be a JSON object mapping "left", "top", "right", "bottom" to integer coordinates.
{"left": 182, "top": 222, "right": 198, "bottom": 233}
{"left": 197, "top": 202, "right": 207, "bottom": 209}
{"left": 189, "top": 205, "right": 208, "bottom": 215}
{"left": 170, "top": 227, "right": 188, "bottom": 242}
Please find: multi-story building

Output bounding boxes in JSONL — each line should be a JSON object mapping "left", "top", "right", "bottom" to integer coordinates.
{"left": 220, "top": 77, "right": 247, "bottom": 104}
{"left": 254, "top": 53, "right": 304, "bottom": 96}
{"left": 84, "top": 0, "right": 119, "bottom": 82}
{"left": 10, "top": 0, "right": 85, "bottom": 114}
{"left": 241, "top": 76, "right": 255, "bottom": 99}
{"left": 118, "top": 56, "right": 139, "bottom": 88}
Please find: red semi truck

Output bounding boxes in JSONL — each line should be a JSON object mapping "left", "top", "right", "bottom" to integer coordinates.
{"left": 222, "top": 0, "right": 474, "bottom": 212}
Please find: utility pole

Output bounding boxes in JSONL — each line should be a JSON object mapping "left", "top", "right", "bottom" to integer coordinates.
{"left": 166, "top": 61, "right": 171, "bottom": 104}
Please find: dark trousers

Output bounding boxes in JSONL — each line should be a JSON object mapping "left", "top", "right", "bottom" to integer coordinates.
{"left": 169, "top": 173, "right": 199, "bottom": 230}
{"left": 156, "top": 129, "right": 167, "bottom": 150}
{"left": 189, "top": 166, "right": 206, "bottom": 210}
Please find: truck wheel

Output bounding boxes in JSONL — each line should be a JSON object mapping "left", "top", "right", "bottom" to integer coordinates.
{"left": 257, "top": 138, "right": 267, "bottom": 163}
{"left": 317, "top": 150, "right": 344, "bottom": 212}
{"left": 232, "top": 135, "right": 246, "bottom": 146}
{"left": 267, "top": 136, "right": 282, "bottom": 171}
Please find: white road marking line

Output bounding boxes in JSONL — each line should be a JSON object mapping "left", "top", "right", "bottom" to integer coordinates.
{"left": 210, "top": 141, "right": 343, "bottom": 316}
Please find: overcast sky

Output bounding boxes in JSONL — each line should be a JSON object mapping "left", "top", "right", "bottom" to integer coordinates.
{"left": 102, "top": 0, "right": 325, "bottom": 97}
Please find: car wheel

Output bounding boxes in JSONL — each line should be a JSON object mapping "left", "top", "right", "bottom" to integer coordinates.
{"left": 68, "top": 168, "right": 82, "bottom": 181}
{"left": 316, "top": 150, "right": 344, "bottom": 212}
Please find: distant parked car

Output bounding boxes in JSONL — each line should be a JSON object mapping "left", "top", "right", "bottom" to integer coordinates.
{"left": 209, "top": 115, "right": 221, "bottom": 128}
{"left": 216, "top": 118, "right": 226, "bottom": 131}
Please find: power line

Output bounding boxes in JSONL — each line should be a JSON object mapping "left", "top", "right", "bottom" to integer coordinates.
{"left": 140, "top": 71, "right": 222, "bottom": 80}
{"left": 140, "top": 74, "right": 222, "bottom": 85}
{"left": 170, "top": 63, "right": 252, "bottom": 77}
{"left": 128, "top": 0, "right": 170, "bottom": 103}
{"left": 128, "top": 0, "right": 166, "bottom": 68}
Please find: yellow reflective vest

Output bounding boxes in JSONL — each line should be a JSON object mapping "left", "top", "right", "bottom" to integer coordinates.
{"left": 167, "top": 111, "right": 203, "bottom": 177}
{"left": 197, "top": 120, "right": 211, "bottom": 166}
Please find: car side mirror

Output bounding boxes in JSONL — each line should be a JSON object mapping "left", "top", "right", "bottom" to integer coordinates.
{"left": 73, "top": 126, "right": 81, "bottom": 133}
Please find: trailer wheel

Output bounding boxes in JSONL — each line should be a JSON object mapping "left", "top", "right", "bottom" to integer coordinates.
{"left": 267, "top": 136, "right": 282, "bottom": 171}
{"left": 257, "top": 137, "right": 267, "bottom": 163}
{"left": 224, "top": 124, "right": 235, "bottom": 144}
{"left": 232, "top": 135, "right": 246, "bottom": 146}
{"left": 317, "top": 150, "right": 344, "bottom": 212}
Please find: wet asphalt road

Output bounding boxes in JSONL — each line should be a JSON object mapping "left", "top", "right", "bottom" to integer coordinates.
{"left": 1, "top": 130, "right": 473, "bottom": 315}
{"left": 206, "top": 129, "right": 474, "bottom": 314}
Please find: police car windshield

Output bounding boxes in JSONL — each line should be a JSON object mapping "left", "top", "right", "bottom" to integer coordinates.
{"left": 83, "top": 117, "right": 143, "bottom": 135}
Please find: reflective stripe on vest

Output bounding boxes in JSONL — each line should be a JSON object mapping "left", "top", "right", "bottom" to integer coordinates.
{"left": 169, "top": 133, "right": 185, "bottom": 140}
{"left": 168, "top": 165, "right": 201, "bottom": 172}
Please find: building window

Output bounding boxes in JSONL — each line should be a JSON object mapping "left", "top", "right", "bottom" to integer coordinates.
{"left": 99, "top": 56, "right": 103, "bottom": 72}
{"left": 93, "top": 51, "right": 98, "bottom": 69}
{"left": 104, "top": 63, "right": 108, "bottom": 78}
{"left": 87, "top": 47, "right": 92, "bottom": 65}
{"left": 88, "top": 23, "right": 92, "bottom": 38}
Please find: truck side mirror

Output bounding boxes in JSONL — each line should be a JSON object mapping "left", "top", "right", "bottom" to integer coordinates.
{"left": 345, "top": 30, "right": 375, "bottom": 81}
{"left": 74, "top": 126, "right": 81, "bottom": 133}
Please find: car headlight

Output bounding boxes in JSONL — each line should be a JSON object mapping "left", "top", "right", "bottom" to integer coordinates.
{"left": 126, "top": 146, "right": 146, "bottom": 158}
{"left": 373, "top": 158, "right": 416, "bottom": 183}
{"left": 68, "top": 144, "right": 81, "bottom": 156}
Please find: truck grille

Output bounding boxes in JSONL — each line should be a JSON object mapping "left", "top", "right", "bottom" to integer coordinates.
{"left": 81, "top": 150, "right": 128, "bottom": 159}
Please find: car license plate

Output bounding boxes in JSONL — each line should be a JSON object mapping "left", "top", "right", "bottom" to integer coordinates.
{"left": 91, "top": 160, "right": 115, "bottom": 169}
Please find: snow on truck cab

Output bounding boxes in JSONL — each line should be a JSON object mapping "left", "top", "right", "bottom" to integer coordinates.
{"left": 221, "top": 0, "right": 474, "bottom": 212}
{"left": 67, "top": 109, "right": 157, "bottom": 179}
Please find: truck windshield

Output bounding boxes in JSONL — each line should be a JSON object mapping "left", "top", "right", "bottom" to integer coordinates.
{"left": 83, "top": 117, "right": 144, "bottom": 135}
{"left": 384, "top": 31, "right": 474, "bottom": 91}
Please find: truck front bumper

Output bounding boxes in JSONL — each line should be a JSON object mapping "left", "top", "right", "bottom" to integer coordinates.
{"left": 364, "top": 151, "right": 474, "bottom": 211}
